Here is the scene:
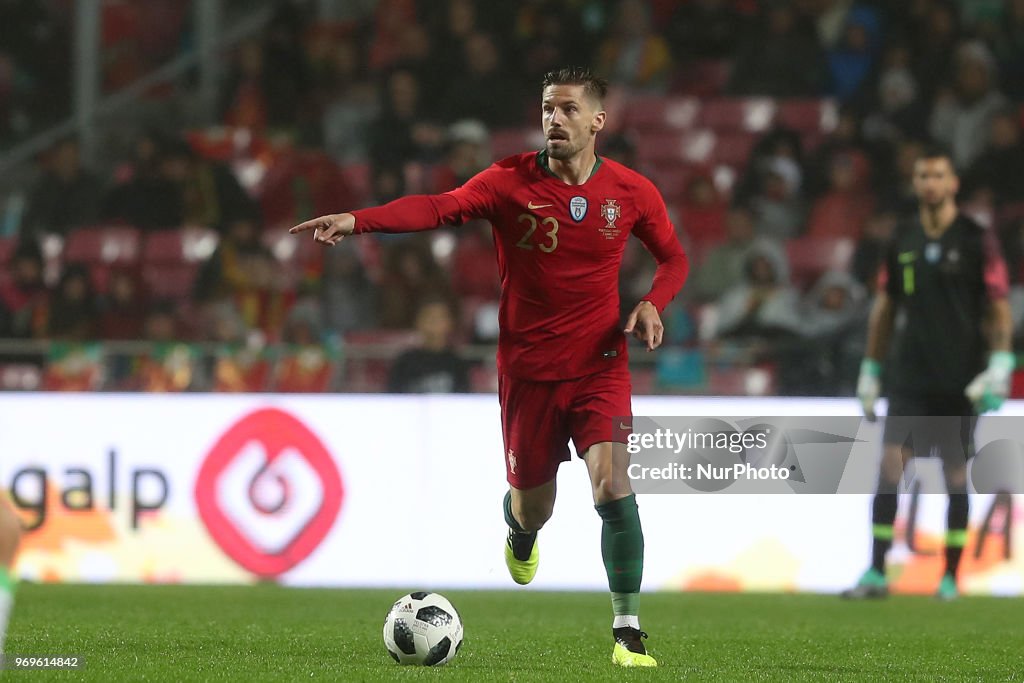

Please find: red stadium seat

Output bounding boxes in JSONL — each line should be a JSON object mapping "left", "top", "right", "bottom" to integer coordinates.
{"left": 712, "top": 132, "right": 757, "bottom": 168}
{"left": 65, "top": 225, "right": 141, "bottom": 266}
{"left": 625, "top": 96, "right": 701, "bottom": 131}
{"left": 634, "top": 131, "right": 687, "bottom": 163}
{"left": 143, "top": 264, "right": 200, "bottom": 300}
{"left": 648, "top": 164, "right": 700, "bottom": 203}
{"left": 491, "top": 128, "right": 544, "bottom": 160}
{"left": 699, "top": 98, "right": 777, "bottom": 132}
{"left": 785, "top": 237, "right": 855, "bottom": 289}
{"left": 708, "top": 365, "right": 776, "bottom": 396}
{"left": 777, "top": 99, "right": 838, "bottom": 133}
{"left": 143, "top": 227, "right": 219, "bottom": 265}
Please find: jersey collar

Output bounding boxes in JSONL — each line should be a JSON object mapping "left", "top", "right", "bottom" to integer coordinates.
{"left": 536, "top": 149, "right": 603, "bottom": 185}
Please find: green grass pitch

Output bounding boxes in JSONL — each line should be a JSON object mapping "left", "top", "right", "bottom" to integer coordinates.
{"left": 6, "top": 584, "right": 1024, "bottom": 681}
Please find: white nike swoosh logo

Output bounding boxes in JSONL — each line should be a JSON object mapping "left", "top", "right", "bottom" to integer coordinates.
{"left": 527, "top": 201, "right": 553, "bottom": 209}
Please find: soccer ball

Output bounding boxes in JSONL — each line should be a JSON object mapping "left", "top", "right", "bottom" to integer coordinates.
{"left": 383, "top": 591, "right": 464, "bottom": 666}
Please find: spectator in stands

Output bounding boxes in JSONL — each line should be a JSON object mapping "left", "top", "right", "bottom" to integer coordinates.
{"left": 906, "top": 0, "right": 960, "bottom": 102}
{"left": 368, "top": 67, "right": 444, "bottom": 167}
{"left": 826, "top": 4, "right": 881, "bottom": 102}
{"left": 667, "top": 0, "right": 746, "bottom": 62}
{"left": 805, "top": 149, "right": 874, "bottom": 239}
{"left": 430, "top": 0, "right": 483, "bottom": 78}
{"left": 102, "top": 133, "right": 190, "bottom": 230}
{"left": 257, "top": 0, "right": 312, "bottom": 131}
{"left": 377, "top": 237, "right": 453, "bottom": 329}
{"left": 929, "top": 41, "right": 1009, "bottom": 170}
{"left": 514, "top": 0, "right": 586, "bottom": 85}
{"left": 778, "top": 269, "right": 867, "bottom": 395}
{"left": 0, "top": 240, "right": 48, "bottom": 339}
{"left": 805, "top": 107, "right": 866, "bottom": 198}
{"left": 729, "top": 2, "right": 827, "bottom": 97}
{"left": 432, "top": 119, "right": 492, "bottom": 193}
{"left": 388, "top": 298, "right": 470, "bottom": 393}
{"left": 46, "top": 263, "right": 97, "bottom": 341}
{"left": 321, "top": 38, "right": 378, "bottom": 164}
{"left": 97, "top": 267, "right": 149, "bottom": 340}
{"left": 851, "top": 209, "right": 897, "bottom": 291}
{"left": 366, "top": 0, "right": 419, "bottom": 74}
{"left": 691, "top": 205, "right": 758, "bottom": 304}
{"left": 22, "top": 138, "right": 102, "bottom": 237}
{"left": 861, "top": 43, "right": 927, "bottom": 144}
{"left": 962, "top": 108, "right": 1024, "bottom": 209}
{"left": 158, "top": 138, "right": 261, "bottom": 234}
{"left": 441, "top": 32, "right": 524, "bottom": 126}
{"left": 595, "top": 0, "right": 673, "bottom": 91}
{"left": 998, "top": 216, "right": 1024, "bottom": 287}
{"left": 679, "top": 172, "right": 727, "bottom": 249}
{"left": 370, "top": 163, "right": 407, "bottom": 207}
{"left": 993, "top": 0, "right": 1024, "bottom": 98}
{"left": 221, "top": 40, "right": 271, "bottom": 131}
{"left": 750, "top": 157, "right": 806, "bottom": 241}
{"left": 874, "top": 137, "right": 925, "bottom": 214}
{"left": 194, "top": 218, "right": 274, "bottom": 303}
{"left": 713, "top": 238, "right": 802, "bottom": 341}
{"left": 321, "top": 241, "right": 375, "bottom": 335}
{"left": 734, "top": 127, "right": 806, "bottom": 206}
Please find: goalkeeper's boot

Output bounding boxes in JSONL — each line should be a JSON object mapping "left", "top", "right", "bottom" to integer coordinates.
{"left": 504, "top": 529, "right": 538, "bottom": 585}
{"left": 936, "top": 574, "right": 959, "bottom": 601}
{"left": 612, "top": 627, "right": 657, "bottom": 667}
{"left": 840, "top": 568, "right": 889, "bottom": 599}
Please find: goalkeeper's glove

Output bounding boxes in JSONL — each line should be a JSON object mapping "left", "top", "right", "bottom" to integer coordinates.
{"left": 857, "top": 358, "right": 881, "bottom": 421}
{"left": 965, "top": 351, "right": 1016, "bottom": 414}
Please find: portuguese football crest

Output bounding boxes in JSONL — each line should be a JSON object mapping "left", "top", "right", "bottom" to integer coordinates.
{"left": 599, "top": 199, "right": 622, "bottom": 239}
{"left": 569, "top": 196, "right": 588, "bottom": 222}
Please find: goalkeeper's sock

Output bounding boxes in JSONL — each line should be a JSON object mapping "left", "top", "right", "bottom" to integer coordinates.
{"left": 597, "top": 495, "right": 644, "bottom": 625}
{"left": 871, "top": 490, "right": 897, "bottom": 574}
{"left": 0, "top": 566, "right": 14, "bottom": 656}
{"left": 944, "top": 493, "right": 969, "bottom": 578}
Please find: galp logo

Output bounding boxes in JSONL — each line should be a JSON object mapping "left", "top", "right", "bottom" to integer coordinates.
{"left": 195, "top": 408, "right": 343, "bottom": 577}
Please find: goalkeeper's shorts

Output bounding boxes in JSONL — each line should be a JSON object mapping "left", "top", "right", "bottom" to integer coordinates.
{"left": 882, "top": 393, "right": 977, "bottom": 463}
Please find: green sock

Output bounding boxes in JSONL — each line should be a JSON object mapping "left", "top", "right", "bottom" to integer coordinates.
{"left": 0, "top": 567, "right": 13, "bottom": 594}
{"left": 503, "top": 490, "right": 526, "bottom": 533}
{"left": 0, "top": 566, "right": 13, "bottom": 655}
{"left": 596, "top": 494, "right": 644, "bottom": 597}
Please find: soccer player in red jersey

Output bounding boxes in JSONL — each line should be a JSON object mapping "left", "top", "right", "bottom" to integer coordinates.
{"left": 0, "top": 497, "right": 20, "bottom": 657}
{"left": 292, "top": 67, "right": 687, "bottom": 667}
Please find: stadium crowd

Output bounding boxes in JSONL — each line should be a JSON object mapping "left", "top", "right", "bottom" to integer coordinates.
{"left": 2, "top": 0, "right": 1024, "bottom": 394}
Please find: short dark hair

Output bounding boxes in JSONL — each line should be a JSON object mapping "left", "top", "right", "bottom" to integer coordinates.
{"left": 542, "top": 67, "right": 608, "bottom": 104}
{"left": 915, "top": 142, "right": 956, "bottom": 169}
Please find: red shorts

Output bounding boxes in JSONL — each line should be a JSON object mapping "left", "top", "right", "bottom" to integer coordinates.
{"left": 498, "top": 365, "right": 632, "bottom": 489}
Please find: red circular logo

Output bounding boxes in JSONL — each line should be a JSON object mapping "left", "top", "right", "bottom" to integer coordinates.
{"left": 195, "top": 407, "right": 344, "bottom": 577}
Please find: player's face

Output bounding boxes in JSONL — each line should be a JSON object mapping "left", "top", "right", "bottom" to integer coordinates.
{"left": 541, "top": 85, "right": 605, "bottom": 161}
{"left": 912, "top": 157, "right": 959, "bottom": 208}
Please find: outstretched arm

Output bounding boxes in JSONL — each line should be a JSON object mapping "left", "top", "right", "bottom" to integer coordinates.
{"left": 290, "top": 165, "right": 502, "bottom": 246}
{"left": 289, "top": 194, "right": 467, "bottom": 245}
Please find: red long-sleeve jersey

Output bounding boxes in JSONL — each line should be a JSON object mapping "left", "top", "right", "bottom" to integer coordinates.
{"left": 352, "top": 151, "right": 689, "bottom": 381}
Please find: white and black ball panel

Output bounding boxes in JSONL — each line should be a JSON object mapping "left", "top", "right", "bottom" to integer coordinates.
{"left": 382, "top": 592, "right": 464, "bottom": 666}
